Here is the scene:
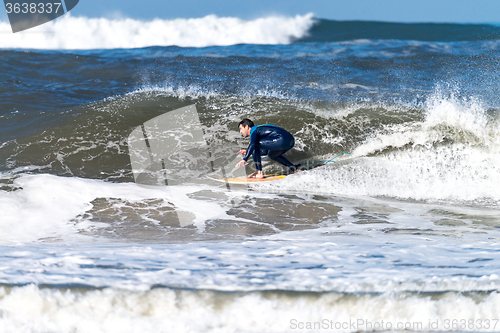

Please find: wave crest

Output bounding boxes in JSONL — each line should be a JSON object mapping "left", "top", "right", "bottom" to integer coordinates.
{"left": 0, "top": 13, "right": 314, "bottom": 49}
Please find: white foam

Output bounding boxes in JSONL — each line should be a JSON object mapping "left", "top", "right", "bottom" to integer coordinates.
{"left": 1, "top": 183, "right": 500, "bottom": 332}
{"left": 1, "top": 285, "right": 500, "bottom": 333}
{"left": 1, "top": 219, "right": 500, "bottom": 294}
{"left": 270, "top": 145, "right": 500, "bottom": 201}
{"left": 133, "top": 84, "right": 220, "bottom": 100}
{"left": 0, "top": 14, "right": 314, "bottom": 49}
{"left": 265, "top": 90, "right": 500, "bottom": 202}
{"left": 354, "top": 89, "right": 500, "bottom": 157}
{"left": 0, "top": 174, "right": 228, "bottom": 245}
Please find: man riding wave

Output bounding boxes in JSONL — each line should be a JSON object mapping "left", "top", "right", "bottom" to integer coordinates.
{"left": 235, "top": 119, "right": 300, "bottom": 178}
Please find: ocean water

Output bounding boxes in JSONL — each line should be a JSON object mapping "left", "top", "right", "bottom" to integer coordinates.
{"left": 1, "top": 14, "right": 500, "bottom": 332}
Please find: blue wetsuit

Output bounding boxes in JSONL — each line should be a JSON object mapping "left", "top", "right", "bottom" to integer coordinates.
{"left": 243, "top": 124, "right": 298, "bottom": 172}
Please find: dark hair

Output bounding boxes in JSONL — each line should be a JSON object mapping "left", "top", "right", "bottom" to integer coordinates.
{"left": 238, "top": 118, "right": 254, "bottom": 128}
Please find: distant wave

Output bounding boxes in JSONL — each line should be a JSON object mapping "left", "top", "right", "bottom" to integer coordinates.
{"left": 298, "top": 19, "right": 500, "bottom": 42}
{"left": 0, "top": 13, "right": 314, "bottom": 49}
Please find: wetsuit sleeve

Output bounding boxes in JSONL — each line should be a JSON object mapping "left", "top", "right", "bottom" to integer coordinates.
{"left": 243, "top": 130, "right": 259, "bottom": 162}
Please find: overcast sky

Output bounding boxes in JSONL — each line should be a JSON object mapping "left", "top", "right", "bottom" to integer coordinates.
{"left": 1, "top": 0, "right": 500, "bottom": 24}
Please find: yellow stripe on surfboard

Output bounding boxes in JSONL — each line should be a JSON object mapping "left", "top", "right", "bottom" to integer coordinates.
{"left": 206, "top": 174, "right": 287, "bottom": 184}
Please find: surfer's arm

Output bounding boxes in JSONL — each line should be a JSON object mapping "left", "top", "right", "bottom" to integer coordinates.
{"left": 235, "top": 136, "right": 257, "bottom": 168}
{"left": 243, "top": 133, "right": 258, "bottom": 162}
{"left": 235, "top": 149, "right": 247, "bottom": 167}
{"left": 235, "top": 146, "right": 251, "bottom": 168}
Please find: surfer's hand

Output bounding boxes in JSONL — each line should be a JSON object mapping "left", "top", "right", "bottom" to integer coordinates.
{"left": 237, "top": 149, "right": 247, "bottom": 155}
{"left": 236, "top": 160, "right": 246, "bottom": 168}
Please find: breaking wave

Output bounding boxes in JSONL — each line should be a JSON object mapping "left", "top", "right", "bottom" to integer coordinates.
{"left": 0, "top": 13, "right": 314, "bottom": 49}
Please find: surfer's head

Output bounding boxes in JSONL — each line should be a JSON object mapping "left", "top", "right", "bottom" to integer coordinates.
{"left": 238, "top": 118, "right": 254, "bottom": 137}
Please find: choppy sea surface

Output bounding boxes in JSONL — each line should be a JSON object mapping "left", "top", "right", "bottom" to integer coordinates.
{"left": 1, "top": 14, "right": 500, "bottom": 332}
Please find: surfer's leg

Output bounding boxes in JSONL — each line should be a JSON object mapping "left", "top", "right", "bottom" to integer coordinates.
{"left": 251, "top": 144, "right": 263, "bottom": 171}
{"left": 268, "top": 151, "right": 299, "bottom": 172}
{"left": 261, "top": 132, "right": 298, "bottom": 172}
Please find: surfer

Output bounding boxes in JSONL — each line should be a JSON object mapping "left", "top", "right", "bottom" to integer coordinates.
{"left": 235, "top": 118, "right": 299, "bottom": 179}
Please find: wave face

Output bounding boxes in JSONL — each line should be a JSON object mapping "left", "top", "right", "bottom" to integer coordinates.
{"left": 0, "top": 14, "right": 314, "bottom": 49}
{"left": 3, "top": 87, "right": 500, "bottom": 203}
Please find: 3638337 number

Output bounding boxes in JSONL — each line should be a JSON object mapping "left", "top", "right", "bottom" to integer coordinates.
{"left": 5, "top": 2, "right": 62, "bottom": 14}
{"left": 443, "top": 319, "right": 499, "bottom": 330}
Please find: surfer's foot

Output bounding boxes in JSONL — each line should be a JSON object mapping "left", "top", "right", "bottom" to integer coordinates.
{"left": 248, "top": 171, "right": 264, "bottom": 179}
{"left": 291, "top": 164, "right": 301, "bottom": 174}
